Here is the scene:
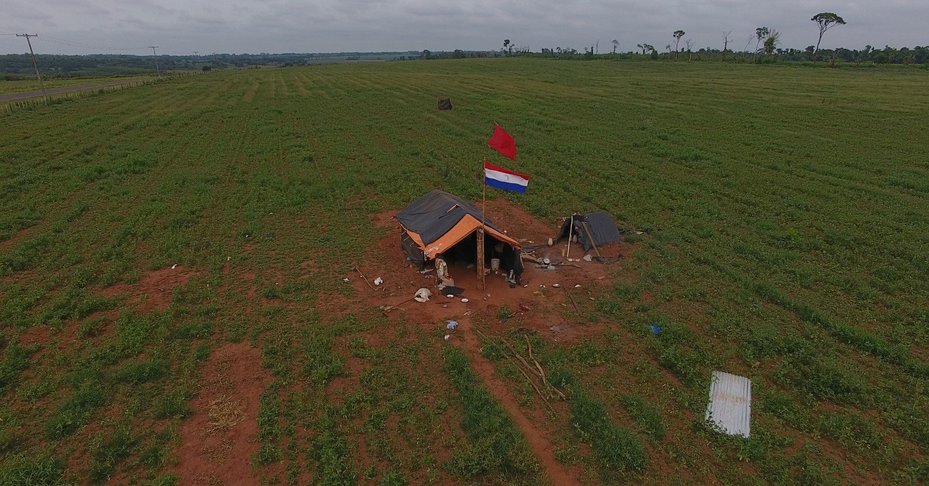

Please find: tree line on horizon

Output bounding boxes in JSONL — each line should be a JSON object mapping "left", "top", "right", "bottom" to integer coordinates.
{"left": 508, "top": 11, "right": 927, "bottom": 66}
{"left": 2, "top": 11, "right": 928, "bottom": 78}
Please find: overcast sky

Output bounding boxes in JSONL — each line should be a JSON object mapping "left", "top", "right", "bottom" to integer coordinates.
{"left": 1, "top": 0, "right": 925, "bottom": 55}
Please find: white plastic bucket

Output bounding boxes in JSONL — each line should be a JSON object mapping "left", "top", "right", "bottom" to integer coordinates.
{"left": 490, "top": 258, "right": 501, "bottom": 272}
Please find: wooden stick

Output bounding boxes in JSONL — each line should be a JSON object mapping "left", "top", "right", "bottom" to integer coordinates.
{"left": 565, "top": 214, "right": 574, "bottom": 259}
{"left": 581, "top": 221, "right": 604, "bottom": 260}
{"left": 525, "top": 335, "right": 548, "bottom": 385}
{"left": 382, "top": 296, "right": 415, "bottom": 313}
{"left": 353, "top": 265, "right": 375, "bottom": 290}
{"left": 501, "top": 338, "right": 540, "bottom": 380}
{"left": 563, "top": 287, "right": 580, "bottom": 314}
{"left": 524, "top": 335, "right": 566, "bottom": 400}
{"left": 478, "top": 330, "right": 555, "bottom": 409}
{"left": 477, "top": 330, "right": 564, "bottom": 402}
{"left": 522, "top": 254, "right": 544, "bottom": 264}
{"left": 511, "top": 356, "right": 554, "bottom": 411}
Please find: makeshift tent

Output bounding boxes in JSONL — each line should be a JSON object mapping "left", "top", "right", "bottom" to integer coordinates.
{"left": 556, "top": 211, "right": 622, "bottom": 252}
{"left": 396, "top": 190, "right": 523, "bottom": 278}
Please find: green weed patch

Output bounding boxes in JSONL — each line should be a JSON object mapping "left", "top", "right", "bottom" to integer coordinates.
{"left": 443, "top": 346, "right": 542, "bottom": 482}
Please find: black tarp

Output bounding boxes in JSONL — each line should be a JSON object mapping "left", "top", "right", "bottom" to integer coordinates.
{"left": 557, "top": 211, "right": 622, "bottom": 251}
{"left": 400, "top": 230, "right": 425, "bottom": 265}
{"left": 396, "top": 190, "right": 501, "bottom": 245}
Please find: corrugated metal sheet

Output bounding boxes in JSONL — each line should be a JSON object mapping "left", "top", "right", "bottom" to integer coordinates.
{"left": 705, "top": 371, "right": 752, "bottom": 437}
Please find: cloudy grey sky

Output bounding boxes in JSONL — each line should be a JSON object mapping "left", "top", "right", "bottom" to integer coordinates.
{"left": 1, "top": 0, "right": 924, "bottom": 55}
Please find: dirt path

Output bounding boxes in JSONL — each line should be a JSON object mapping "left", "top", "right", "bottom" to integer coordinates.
{"left": 172, "top": 341, "right": 272, "bottom": 485}
{"left": 454, "top": 317, "right": 581, "bottom": 486}
{"left": 0, "top": 80, "right": 147, "bottom": 103}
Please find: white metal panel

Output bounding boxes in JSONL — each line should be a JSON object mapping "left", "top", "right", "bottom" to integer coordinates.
{"left": 706, "top": 371, "right": 752, "bottom": 437}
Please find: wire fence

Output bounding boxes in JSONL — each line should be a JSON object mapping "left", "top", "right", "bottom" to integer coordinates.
{"left": 0, "top": 74, "right": 186, "bottom": 114}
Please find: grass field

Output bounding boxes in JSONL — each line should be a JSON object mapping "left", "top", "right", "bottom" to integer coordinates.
{"left": 1, "top": 58, "right": 928, "bottom": 484}
{"left": 0, "top": 76, "right": 153, "bottom": 95}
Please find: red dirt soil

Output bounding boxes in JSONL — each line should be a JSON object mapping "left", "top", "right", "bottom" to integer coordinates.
{"left": 0, "top": 225, "right": 37, "bottom": 253}
{"left": 356, "top": 200, "right": 629, "bottom": 344}
{"left": 172, "top": 341, "right": 272, "bottom": 485}
{"left": 349, "top": 198, "right": 632, "bottom": 485}
{"left": 98, "top": 266, "right": 194, "bottom": 313}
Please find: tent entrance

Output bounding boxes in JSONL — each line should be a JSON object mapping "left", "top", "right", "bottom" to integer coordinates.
{"left": 438, "top": 230, "right": 523, "bottom": 278}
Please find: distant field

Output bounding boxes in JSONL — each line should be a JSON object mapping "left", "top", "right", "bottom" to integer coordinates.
{"left": 1, "top": 59, "right": 928, "bottom": 484}
{"left": 0, "top": 76, "right": 154, "bottom": 95}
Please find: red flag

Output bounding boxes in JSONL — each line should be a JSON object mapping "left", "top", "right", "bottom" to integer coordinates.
{"left": 487, "top": 123, "right": 517, "bottom": 160}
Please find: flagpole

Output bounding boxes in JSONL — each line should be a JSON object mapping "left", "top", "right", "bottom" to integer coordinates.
{"left": 482, "top": 159, "right": 487, "bottom": 226}
{"left": 479, "top": 158, "right": 487, "bottom": 291}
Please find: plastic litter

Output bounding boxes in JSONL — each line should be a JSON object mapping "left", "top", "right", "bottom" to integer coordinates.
{"left": 374, "top": 277, "right": 383, "bottom": 286}
{"left": 574, "top": 284, "right": 581, "bottom": 288}
{"left": 171, "top": 263, "right": 178, "bottom": 269}
{"left": 446, "top": 294, "right": 454, "bottom": 298}
{"left": 447, "top": 321, "right": 458, "bottom": 330}
{"left": 552, "top": 283, "right": 561, "bottom": 288}
{"left": 461, "top": 298, "right": 469, "bottom": 303}
{"left": 414, "top": 288, "right": 432, "bottom": 303}
{"left": 342, "top": 278, "right": 350, "bottom": 282}
{"left": 444, "top": 334, "right": 451, "bottom": 341}
{"left": 583, "top": 254, "right": 593, "bottom": 262}
{"left": 649, "top": 323, "right": 662, "bottom": 335}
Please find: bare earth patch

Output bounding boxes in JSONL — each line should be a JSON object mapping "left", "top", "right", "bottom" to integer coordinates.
{"left": 0, "top": 225, "right": 37, "bottom": 253}
{"left": 172, "top": 341, "right": 271, "bottom": 485}
{"left": 348, "top": 199, "right": 630, "bottom": 344}
{"left": 98, "top": 266, "right": 194, "bottom": 313}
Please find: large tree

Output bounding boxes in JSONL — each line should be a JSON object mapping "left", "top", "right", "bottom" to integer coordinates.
{"left": 673, "top": 30, "right": 685, "bottom": 54}
{"left": 763, "top": 30, "right": 781, "bottom": 58}
{"left": 811, "top": 12, "right": 846, "bottom": 60}
{"left": 754, "top": 27, "right": 770, "bottom": 62}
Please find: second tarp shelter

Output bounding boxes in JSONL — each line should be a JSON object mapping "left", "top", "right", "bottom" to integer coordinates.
{"left": 396, "top": 190, "right": 523, "bottom": 279}
{"left": 557, "top": 211, "right": 622, "bottom": 252}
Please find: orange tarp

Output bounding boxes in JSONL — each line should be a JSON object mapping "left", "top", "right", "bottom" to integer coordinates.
{"left": 400, "top": 214, "right": 521, "bottom": 260}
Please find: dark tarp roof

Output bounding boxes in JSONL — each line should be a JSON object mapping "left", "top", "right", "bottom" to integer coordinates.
{"left": 582, "top": 211, "right": 622, "bottom": 249}
{"left": 396, "top": 190, "right": 501, "bottom": 245}
{"left": 558, "top": 211, "right": 622, "bottom": 251}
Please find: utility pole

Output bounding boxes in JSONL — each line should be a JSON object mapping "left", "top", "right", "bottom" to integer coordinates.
{"left": 17, "top": 33, "right": 48, "bottom": 104}
{"left": 148, "top": 46, "right": 160, "bottom": 75}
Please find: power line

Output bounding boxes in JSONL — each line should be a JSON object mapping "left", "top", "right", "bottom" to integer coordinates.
{"left": 38, "top": 35, "right": 152, "bottom": 52}
{"left": 16, "top": 34, "right": 49, "bottom": 104}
